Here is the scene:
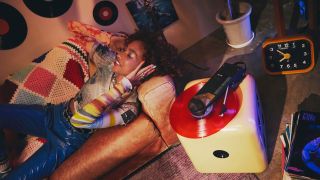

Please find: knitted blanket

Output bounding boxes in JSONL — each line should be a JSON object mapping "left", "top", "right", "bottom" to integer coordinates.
{"left": 5, "top": 38, "right": 89, "bottom": 105}
{"left": 1, "top": 37, "right": 89, "bottom": 165}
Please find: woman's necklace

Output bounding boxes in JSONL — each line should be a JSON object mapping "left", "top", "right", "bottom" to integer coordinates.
{"left": 110, "top": 73, "right": 117, "bottom": 89}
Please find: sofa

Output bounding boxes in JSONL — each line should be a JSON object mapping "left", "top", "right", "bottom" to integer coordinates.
{"left": 0, "top": 37, "right": 179, "bottom": 179}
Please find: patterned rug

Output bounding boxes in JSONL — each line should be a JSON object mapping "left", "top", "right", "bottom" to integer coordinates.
{"left": 127, "top": 144, "right": 259, "bottom": 180}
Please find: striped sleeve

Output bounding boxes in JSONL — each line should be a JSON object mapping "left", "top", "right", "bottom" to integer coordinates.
{"left": 67, "top": 20, "right": 111, "bottom": 46}
{"left": 70, "top": 77, "right": 133, "bottom": 128}
{"left": 74, "top": 102, "right": 139, "bottom": 129}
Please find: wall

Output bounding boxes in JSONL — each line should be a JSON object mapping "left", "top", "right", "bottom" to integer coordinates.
{"left": 0, "top": 0, "right": 223, "bottom": 84}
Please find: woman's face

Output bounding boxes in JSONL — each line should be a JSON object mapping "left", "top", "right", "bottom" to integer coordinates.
{"left": 112, "top": 40, "right": 145, "bottom": 76}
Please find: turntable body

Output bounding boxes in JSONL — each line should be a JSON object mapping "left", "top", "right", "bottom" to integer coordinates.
{"left": 170, "top": 75, "right": 267, "bottom": 173}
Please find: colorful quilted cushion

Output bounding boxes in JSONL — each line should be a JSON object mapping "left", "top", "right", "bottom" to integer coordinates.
{"left": 5, "top": 37, "right": 89, "bottom": 105}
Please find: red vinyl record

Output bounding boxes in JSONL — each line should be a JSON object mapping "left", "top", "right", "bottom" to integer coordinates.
{"left": 170, "top": 81, "right": 241, "bottom": 139}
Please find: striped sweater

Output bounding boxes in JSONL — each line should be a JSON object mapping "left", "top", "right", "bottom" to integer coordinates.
{"left": 68, "top": 21, "right": 139, "bottom": 129}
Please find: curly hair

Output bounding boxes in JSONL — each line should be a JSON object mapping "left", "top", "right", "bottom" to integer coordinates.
{"left": 126, "top": 30, "right": 182, "bottom": 79}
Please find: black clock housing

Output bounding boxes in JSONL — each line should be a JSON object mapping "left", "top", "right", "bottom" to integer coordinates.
{"left": 262, "top": 36, "right": 315, "bottom": 75}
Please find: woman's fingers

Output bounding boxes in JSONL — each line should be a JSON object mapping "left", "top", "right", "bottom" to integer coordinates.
{"left": 136, "top": 65, "right": 154, "bottom": 76}
{"left": 136, "top": 64, "right": 156, "bottom": 80}
{"left": 127, "top": 63, "right": 156, "bottom": 87}
{"left": 134, "top": 61, "right": 146, "bottom": 74}
{"left": 110, "top": 35, "right": 127, "bottom": 52}
{"left": 126, "top": 61, "right": 145, "bottom": 81}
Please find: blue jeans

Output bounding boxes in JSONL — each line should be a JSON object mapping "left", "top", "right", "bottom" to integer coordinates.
{"left": 0, "top": 103, "right": 91, "bottom": 179}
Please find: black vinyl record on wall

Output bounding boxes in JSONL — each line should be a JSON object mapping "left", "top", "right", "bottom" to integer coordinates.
{"left": 23, "top": 0, "right": 73, "bottom": 18}
{"left": 93, "top": 1, "right": 118, "bottom": 26}
{"left": 0, "top": 2, "right": 28, "bottom": 50}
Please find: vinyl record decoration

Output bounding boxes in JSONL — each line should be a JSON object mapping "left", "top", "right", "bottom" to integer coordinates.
{"left": 170, "top": 82, "right": 240, "bottom": 138}
{"left": 23, "top": 0, "right": 73, "bottom": 18}
{"left": 0, "top": 2, "right": 27, "bottom": 50}
{"left": 93, "top": 1, "right": 118, "bottom": 26}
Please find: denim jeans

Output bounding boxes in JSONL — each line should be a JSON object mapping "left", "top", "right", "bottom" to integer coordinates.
{"left": 0, "top": 103, "right": 91, "bottom": 179}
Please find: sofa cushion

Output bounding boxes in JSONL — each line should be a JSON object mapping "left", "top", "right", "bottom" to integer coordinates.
{"left": 137, "top": 75, "right": 178, "bottom": 146}
{"left": 51, "top": 113, "right": 160, "bottom": 179}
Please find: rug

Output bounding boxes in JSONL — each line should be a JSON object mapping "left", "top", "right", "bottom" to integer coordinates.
{"left": 127, "top": 144, "right": 258, "bottom": 180}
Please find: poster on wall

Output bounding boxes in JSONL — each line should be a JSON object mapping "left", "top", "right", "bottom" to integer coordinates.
{"left": 126, "top": 0, "right": 178, "bottom": 32}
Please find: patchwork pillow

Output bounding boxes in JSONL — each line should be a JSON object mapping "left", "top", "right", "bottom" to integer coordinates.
{"left": 2, "top": 37, "right": 89, "bottom": 105}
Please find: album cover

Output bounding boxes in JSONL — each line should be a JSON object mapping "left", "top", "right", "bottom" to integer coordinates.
{"left": 280, "top": 114, "right": 299, "bottom": 163}
{"left": 285, "top": 111, "right": 320, "bottom": 179}
{"left": 126, "top": 0, "right": 178, "bottom": 32}
{"left": 280, "top": 124, "right": 290, "bottom": 160}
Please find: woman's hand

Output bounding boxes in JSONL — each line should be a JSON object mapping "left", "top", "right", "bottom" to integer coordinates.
{"left": 126, "top": 61, "right": 156, "bottom": 87}
{"left": 109, "top": 33, "right": 128, "bottom": 53}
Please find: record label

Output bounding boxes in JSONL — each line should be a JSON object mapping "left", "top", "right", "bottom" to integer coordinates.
{"left": 0, "top": 2, "right": 27, "bottom": 50}
{"left": 93, "top": 1, "right": 118, "bottom": 26}
{"left": 99, "top": 7, "right": 113, "bottom": 20}
{"left": 0, "top": 19, "right": 9, "bottom": 35}
{"left": 170, "top": 82, "right": 241, "bottom": 138}
{"left": 23, "top": 0, "right": 73, "bottom": 18}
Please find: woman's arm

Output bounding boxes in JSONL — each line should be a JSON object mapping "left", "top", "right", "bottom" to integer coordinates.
{"left": 70, "top": 77, "right": 133, "bottom": 128}
{"left": 70, "top": 62, "right": 156, "bottom": 129}
{"left": 67, "top": 21, "right": 127, "bottom": 76}
{"left": 68, "top": 20, "right": 111, "bottom": 49}
{"left": 67, "top": 20, "right": 112, "bottom": 76}
{"left": 68, "top": 21, "right": 127, "bottom": 51}
{"left": 72, "top": 102, "right": 139, "bottom": 129}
